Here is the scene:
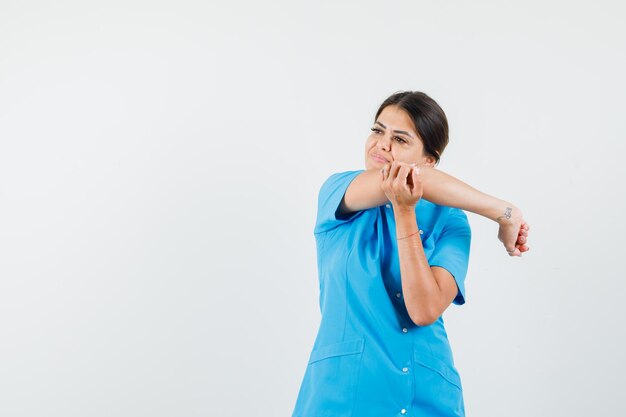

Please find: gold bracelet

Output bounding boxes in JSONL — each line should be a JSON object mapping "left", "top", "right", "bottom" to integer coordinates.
{"left": 397, "top": 230, "right": 420, "bottom": 240}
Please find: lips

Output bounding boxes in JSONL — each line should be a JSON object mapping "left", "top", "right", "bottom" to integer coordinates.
{"left": 372, "top": 153, "right": 389, "bottom": 163}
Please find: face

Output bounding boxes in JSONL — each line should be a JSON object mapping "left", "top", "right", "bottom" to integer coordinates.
{"left": 364, "top": 105, "right": 436, "bottom": 170}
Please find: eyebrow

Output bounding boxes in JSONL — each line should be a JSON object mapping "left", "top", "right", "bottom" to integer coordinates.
{"left": 374, "top": 121, "right": 414, "bottom": 138}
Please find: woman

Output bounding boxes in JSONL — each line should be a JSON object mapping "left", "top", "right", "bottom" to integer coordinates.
{"left": 291, "top": 91, "right": 530, "bottom": 417}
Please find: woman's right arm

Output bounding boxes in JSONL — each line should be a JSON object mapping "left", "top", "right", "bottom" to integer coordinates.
{"left": 339, "top": 162, "right": 530, "bottom": 255}
{"left": 340, "top": 164, "right": 513, "bottom": 221}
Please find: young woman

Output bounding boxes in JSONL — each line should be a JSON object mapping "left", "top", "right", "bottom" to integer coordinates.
{"left": 291, "top": 91, "right": 530, "bottom": 417}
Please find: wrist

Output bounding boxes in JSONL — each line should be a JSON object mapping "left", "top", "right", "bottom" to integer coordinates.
{"left": 492, "top": 202, "right": 521, "bottom": 224}
{"left": 393, "top": 205, "right": 418, "bottom": 233}
{"left": 393, "top": 205, "right": 416, "bottom": 217}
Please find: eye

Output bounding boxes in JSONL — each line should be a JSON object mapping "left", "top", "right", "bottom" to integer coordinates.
{"left": 394, "top": 136, "right": 407, "bottom": 144}
{"left": 371, "top": 128, "right": 407, "bottom": 144}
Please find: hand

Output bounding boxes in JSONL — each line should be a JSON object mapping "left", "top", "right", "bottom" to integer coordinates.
{"left": 496, "top": 206, "right": 531, "bottom": 257}
{"left": 381, "top": 161, "right": 422, "bottom": 210}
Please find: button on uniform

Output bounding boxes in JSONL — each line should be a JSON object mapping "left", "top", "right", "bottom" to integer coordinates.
{"left": 402, "top": 367, "right": 409, "bottom": 373}
{"left": 395, "top": 292, "right": 401, "bottom": 298}
{"left": 385, "top": 203, "right": 391, "bottom": 209}
{"left": 400, "top": 409, "right": 407, "bottom": 414}
{"left": 401, "top": 327, "right": 408, "bottom": 333}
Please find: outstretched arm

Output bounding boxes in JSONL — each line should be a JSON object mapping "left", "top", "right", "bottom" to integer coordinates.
{"left": 417, "top": 165, "right": 514, "bottom": 222}
{"left": 342, "top": 164, "right": 513, "bottom": 219}
{"left": 339, "top": 162, "right": 530, "bottom": 256}
{"left": 417, "top": 164, "right": 530, "bottom": 256}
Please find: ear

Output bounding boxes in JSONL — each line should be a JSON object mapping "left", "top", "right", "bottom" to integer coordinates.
{"left": 423, "top": 154, "right": 436, "bottom": 167}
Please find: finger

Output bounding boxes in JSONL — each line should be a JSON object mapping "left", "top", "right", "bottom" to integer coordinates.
{"left": 412, "top": 166, "right": 421, "bottom": 182}
{"left": 381, "top": 163, "right": 389, "bottom": 181}
{"left": 394, "top": 165, "right": 411, "bottom": 193}
{"left": 402, "top": 165, "right": 413, "bottom": 192}
{"left": 395, "top": 165, "right": 411, "bottom": 185}
{"left": 506, "top": 243, "right": 520, "bottom": 256}
{"left": 411, "top": 168, "right": 422, "bottom": 198}
{"left": 389, "top": 162, "right": 402, "bottom": 183}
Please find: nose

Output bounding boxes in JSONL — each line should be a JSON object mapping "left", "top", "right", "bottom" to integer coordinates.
{"left": 377, "top": 134, "right": 391, "bottom": 151}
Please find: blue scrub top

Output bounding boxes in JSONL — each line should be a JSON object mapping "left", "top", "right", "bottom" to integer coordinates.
{"left": 292, "top": 170, "right": 472, "bottom": 417}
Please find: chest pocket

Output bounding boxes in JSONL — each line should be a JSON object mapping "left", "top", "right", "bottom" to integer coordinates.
{"left": 300, "top": 338, "right": 365, "bottom": 416}
{"left": 413, "top": 351, "right": 464, "bottom": 415}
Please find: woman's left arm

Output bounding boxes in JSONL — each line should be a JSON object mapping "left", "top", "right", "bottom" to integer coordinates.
{"left": 383, "top": 163, "right": 529, "bottom": 324}
{"left": 399, "top": 163, "right": 530, "bottom": 256}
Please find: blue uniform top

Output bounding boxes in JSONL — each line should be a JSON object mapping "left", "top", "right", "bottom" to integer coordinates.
{"left": 292, "top": 169, "right": 472, "bottom": 417}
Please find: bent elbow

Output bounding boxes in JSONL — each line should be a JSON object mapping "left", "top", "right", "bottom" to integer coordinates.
{"left": 411, "top": 316, "right": 437, "bottom": 327}
{"left": 409, "top": 308, "right": 438, "bottom": 327}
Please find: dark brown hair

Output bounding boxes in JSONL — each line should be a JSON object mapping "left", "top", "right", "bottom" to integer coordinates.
{"left": 374, "top": 91, "right": 449, "bottom": 166}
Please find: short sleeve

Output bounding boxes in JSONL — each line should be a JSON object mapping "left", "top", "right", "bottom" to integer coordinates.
{"left": 428, "top": 208, "right": 472, "bottom": 306}
{"left": 314, "top": 170, "right": 366, "bottom": 234}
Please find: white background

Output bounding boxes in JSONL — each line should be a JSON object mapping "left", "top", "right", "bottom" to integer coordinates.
{"left": 1, "top": 1, "right": 625, "bottom": 416}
